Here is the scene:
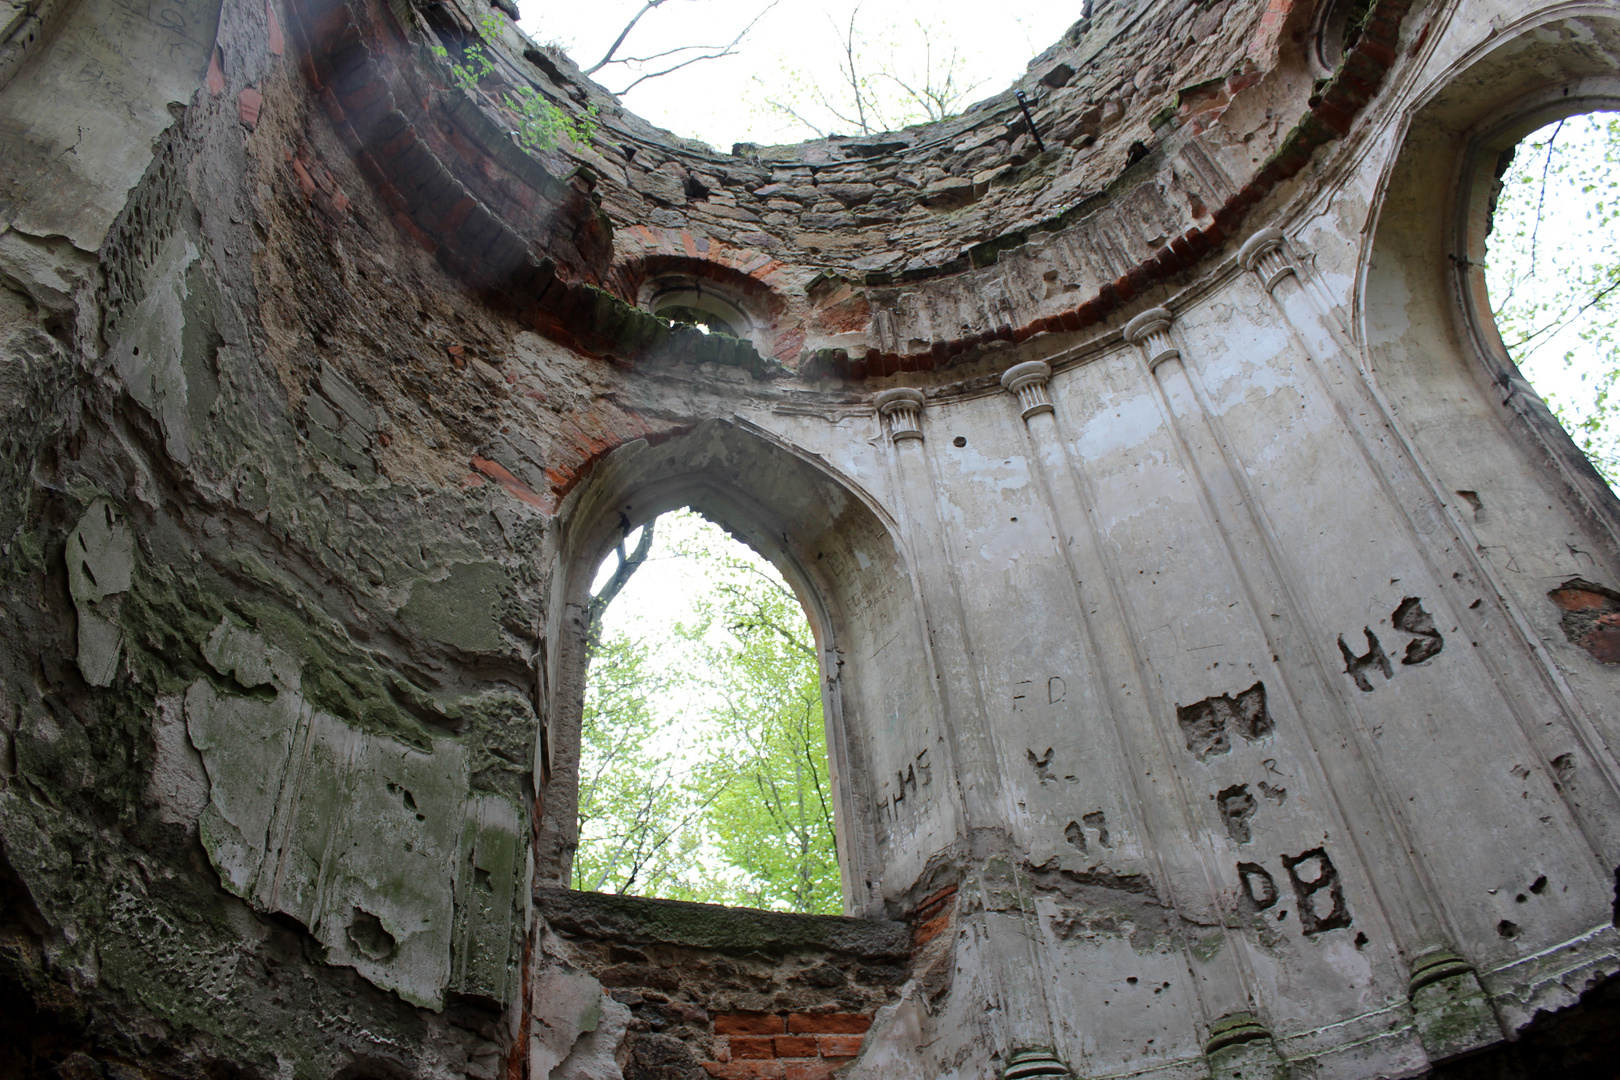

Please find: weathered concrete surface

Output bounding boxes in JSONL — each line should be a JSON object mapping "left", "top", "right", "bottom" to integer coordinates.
{"left": 0, "top": 0, "right": 1619, "bottom": 1077}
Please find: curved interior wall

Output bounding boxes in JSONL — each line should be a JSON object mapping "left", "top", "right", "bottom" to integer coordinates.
{"left": 0, "top": 0, "right": 1618, "bottom": 1079}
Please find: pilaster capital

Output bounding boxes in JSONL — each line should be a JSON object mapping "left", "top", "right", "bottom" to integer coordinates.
{"left": 1000, "top": 360, "right": 1055, "bottom": 420}
{"left": 1237, "top": 227, "right": 1286, "bottom": 269}
{"left": 1123, "top": 306, "right": 1174, "bottom": 345}
{"left": 1124, "top": 307, "right": 1180, "bottom": 370}
{"left": 999, "top": 360, "right": 1052, "bottom": 395}
{"left": 873, "top": 386, "right": 926, "bottom": 441}
{"left": 1237, "top": 227, "right": 1297, "bottom": 292}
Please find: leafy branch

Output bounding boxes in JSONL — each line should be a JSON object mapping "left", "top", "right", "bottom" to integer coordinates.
{"left": 431, "top": 12, "right": 597, "bottom": 151}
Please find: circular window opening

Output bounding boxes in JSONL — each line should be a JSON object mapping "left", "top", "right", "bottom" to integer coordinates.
{"left": 1312, "top": 0, "right": 1374, "bottom": 74}
{"left": 1482, "top": 109, "right": 1620, "bottom": 489}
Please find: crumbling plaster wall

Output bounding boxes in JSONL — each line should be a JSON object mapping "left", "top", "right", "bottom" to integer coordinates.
{"left": 1, "top": 0, "right": 1620, "bottom": 1078}
{"left": 0, "top": 0, "right": 554, "bottom": 1073}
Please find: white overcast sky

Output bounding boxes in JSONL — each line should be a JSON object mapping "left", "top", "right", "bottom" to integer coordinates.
{"left": 519, "top": 0, "right": 1082, "bottom": 148}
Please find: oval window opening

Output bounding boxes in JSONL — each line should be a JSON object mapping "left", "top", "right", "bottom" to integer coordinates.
{"left": 1484, "top": 110, "right": 1620, "bottom": 490}
{"left": 1313, "top": 0, "right": 1375, "bottom": 74}
{"left": 648, "top": 281, "right": 750, "bottom": 340}
{"left": 573, "top": 508, "right": 841, "bottom": 915}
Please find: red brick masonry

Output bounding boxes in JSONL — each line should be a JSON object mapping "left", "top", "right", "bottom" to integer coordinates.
{"left": 703, "top": 1012, "right": 875, "bottom": 1080}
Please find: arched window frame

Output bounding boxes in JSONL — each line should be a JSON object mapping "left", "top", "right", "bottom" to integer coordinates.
{"left": 537, "top": 428, "right": 913, "bottom": 918}
{"left": 638, "top": 273, "right": 771, "bottom": 356}
{"left": 1448, "top": 76, "right": 1620, "bottom": 540}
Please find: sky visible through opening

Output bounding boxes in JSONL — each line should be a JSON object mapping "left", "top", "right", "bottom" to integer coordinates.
{"left": 519, "top": 1, "right": 1082, "bottom": 149}
{"left": 1484, "top": 112, "right": 1620, "bottom": 488}
{"left": 576, "top": 509, "right": 841, "bottom": 914}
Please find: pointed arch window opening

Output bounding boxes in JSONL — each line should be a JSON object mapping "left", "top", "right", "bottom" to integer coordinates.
{"left": 571, "top": 506, "right": 843, "bottom": 916}
{"left": 1480, "top": 108, "right": 1620, "bottom": 492}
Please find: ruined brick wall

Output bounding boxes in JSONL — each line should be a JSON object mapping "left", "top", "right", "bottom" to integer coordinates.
{"left": 2, "top": 0, "right": 1620, "bottom": 1078}
{"left": 529, "top": 888, "right": 909, "bottom": 1080}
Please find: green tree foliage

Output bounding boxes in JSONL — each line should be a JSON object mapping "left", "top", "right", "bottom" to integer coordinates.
{"left": 1486, "top": 112, "right": 1620, "bottom": 487}
{"left": 572, "top": 511, "right": 841, "bottom": 915}
{"left": 572, "top": 631, "right": 712, "bottom": 900}
{"left": 681, "top": 539, "right": 838, "bottom": 914}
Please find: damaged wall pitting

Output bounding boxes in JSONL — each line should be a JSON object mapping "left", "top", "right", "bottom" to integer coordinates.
{"left": 984, "top": 355, "right": 1284, "bottom": 1066}
{"left": 1121, "top": 258, "right": 1607, "bottom": 1064}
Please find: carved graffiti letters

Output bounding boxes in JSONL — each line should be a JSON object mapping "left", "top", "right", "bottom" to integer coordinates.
{"left": 1217, "top": 784, "right": 1257, "bottom": 844}
{"left": 1239, "top": 862, "right": 1278, "bottom": 911}
{"left": 1064, "top": 812, "right": 1112, "bottom": 854}
{"left": 1282, "top": 848, "right": 1351, "bottom": 935}
{"left": 875, "top": 748, "right": 934, "bottom": 838}
{"left": 1176, "top": 681, "right": 1272, "bottom": 761}
{"left": 1338, "top": 628, "right": 1393, "bottom": 692}
{"left": 1340, "top": 597, "right": 1445, "bottom": 691}
{"left": 1237, "top": 849, "right": 1351, "bottom": 935}
{"left": 1392, "top": 598, "right": 1444, "bottom": 665}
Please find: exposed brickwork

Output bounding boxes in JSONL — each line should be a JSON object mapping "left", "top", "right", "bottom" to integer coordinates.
{"left": 730, "top": 1037, "right": 778, "bottom": 1059}
{"left": 702, "top": 1016, "right": 870, "bottom": 1079}
{"left": 537, "top": 890, "right": 903, "bottom": 1080}
{"left": 774, "top": 1036, "right": 819, "bottom": 1057}
{"left": 816, "top": 1036, "right": 862, "bottom": 1058}
{"left": 786, "top": 1013, "right": 872, "bottom": 1035}
{"left": 714, "top": 1013, "right": 787, "bottom": 1036}
{"left": 1549, "top": 579, "right": 1620, "bottom": 665}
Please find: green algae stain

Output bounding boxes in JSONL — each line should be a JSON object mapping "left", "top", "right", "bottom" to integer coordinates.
{"left": 399, "top": 561, "right": 509, "bottom": 653}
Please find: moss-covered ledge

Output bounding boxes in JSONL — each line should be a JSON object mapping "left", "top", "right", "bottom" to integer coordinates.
{"left": 535, "top": 886, "right": 910, "bottom": 959}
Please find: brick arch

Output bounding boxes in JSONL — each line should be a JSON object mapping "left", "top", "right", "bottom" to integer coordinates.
{"left": 606, "top": 252, "right": 806, "bottom": 365}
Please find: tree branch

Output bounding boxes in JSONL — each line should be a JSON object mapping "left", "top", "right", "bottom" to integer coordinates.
{"left": 589, "top": 516, "right": 655, "bottom": 644}
{"left": 1494, "top": 119, "right": 1565, "bottom": 316}
{"left": 593, "top": 0, "right": 780, "bottom": 95}
{"left": 585, "top": 0, "right": 668, "bottom": 75}
{"left": 1507, "top": 270, "right": 1620, "bottom": 358}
